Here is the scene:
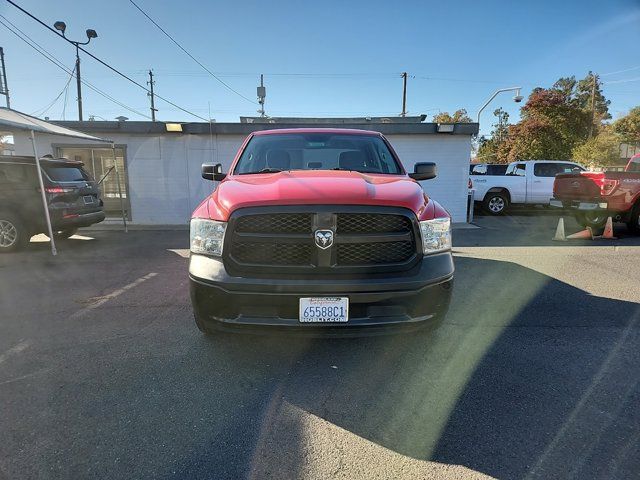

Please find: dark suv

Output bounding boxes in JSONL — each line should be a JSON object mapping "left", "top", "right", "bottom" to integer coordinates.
{"left": 0, "top": 155, "right": 105, "bottom": 252}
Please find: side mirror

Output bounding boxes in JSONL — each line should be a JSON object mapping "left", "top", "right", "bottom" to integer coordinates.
{"left": 202, "top": 163, "right": 226, "bottom": 181}
{"left": 409, "top": 162, "right": 437, "bottom": 181}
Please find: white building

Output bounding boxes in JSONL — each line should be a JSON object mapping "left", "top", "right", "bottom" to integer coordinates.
{"left": 10, "top": 118, "right": 478, "bottom": 224}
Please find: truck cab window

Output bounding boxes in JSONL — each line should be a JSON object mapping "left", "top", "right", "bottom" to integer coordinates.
{"left": 506, "top": 163, "right": 526, "bottom": 176}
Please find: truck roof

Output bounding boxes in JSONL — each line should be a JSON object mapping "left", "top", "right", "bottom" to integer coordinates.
{"left": 251, "top": 128, "right": 381, "bottom": 136}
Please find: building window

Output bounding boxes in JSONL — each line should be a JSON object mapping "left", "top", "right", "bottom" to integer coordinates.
{"left": 57, "top": 146, "right": 131, "bottom": 220}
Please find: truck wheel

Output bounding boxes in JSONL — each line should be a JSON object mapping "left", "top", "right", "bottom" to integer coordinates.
{"left": 53, "top": 228, "right": 78, "bottom": 239}
{"left": 627, "top": 204, "right": 640, "bottom": 234}
{"left": 483, "top": 193, "right": 509, "bottom": 215}
{"left": 575, "top": 211, "right": 607, "bottom": 230}
{"left": 0, "top": 213, "right": 29, "bottom": 253}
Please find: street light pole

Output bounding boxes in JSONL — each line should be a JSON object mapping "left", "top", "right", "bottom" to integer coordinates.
{"left": 53, "top": 21, "right": 98, "bottom": 122}
{"left": 477, "top": 87, "right": 523, "bottom": 124}
{"left": 75, "top": 44, "right": 83, "bottom": 121}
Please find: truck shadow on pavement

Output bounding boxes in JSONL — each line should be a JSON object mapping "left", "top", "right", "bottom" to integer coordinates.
{"left": 225, "top": 256, "right": 640, "bottom": 479}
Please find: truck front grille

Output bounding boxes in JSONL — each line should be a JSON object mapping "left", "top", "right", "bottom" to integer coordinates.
{"left": 232, "top": 242, "right": 313, "bottom": 266}
{"left": 235, "top": 213, "right": 312, "bottom": 234}
{"left": 337, "top": 241, "right": 415, "bottom": 265}
{"left": 226, "top": 207, "right": 419, "bottom": 275}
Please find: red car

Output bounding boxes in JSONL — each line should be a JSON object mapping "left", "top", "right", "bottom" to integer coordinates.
{"left": 188, "top": 128, "right": 453, "bottom": 335}
{"left": 551, "top": 153, "right": 640, "bottom": 232}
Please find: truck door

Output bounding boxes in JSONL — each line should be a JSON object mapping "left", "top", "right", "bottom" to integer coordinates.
{"left": 530, "top": 162, "right": 579, "bottom": 204}
{"left": 505, "top": 162, "right": 527, "bottom": 203}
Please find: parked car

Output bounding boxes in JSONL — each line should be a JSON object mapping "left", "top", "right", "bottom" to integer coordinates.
{"left": 189, "top": 128, "right": 453, "bottom": 335}
{"left": 551, "top": 153, "right": 640, "bottom": 231}
{"left": 469, "top": 163, "right": 508, "bottom": 176}
{"left": 472, "top": 160, "right": 585, "bottom": 214}
{"left": 0, "top": 155, "right": 105, "bottom": 252}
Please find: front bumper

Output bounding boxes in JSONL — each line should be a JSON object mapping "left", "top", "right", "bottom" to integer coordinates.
{"left": 189, "top": 252, "right": 454, "bottom": 335}
{"left": 550, "top": 198, "right": 608, "bottom": 210}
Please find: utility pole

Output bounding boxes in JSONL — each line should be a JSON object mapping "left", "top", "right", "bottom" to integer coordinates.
{"left": 589, "top": 73, "right": 598, "bottom": 139}
{"left": 0, "top": 47, "right": 10, "bottom": 108}
{"left": 148, "top": 69, "right": 157, "bottom": 121}
{"left": 400, "top": 72, "right": 408, "bottom": 117}
{"left": 257, "top": 74, "right": 266, "bottom": 117}
{"left": 75, "top": 44, "right": 83, "bottom": 121}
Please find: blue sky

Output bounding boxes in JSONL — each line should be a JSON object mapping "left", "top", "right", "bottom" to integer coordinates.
{"left": 1, "top": 0, "right": 639, "bottom": 135}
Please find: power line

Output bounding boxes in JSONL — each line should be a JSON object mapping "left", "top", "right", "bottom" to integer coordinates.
{"left": 30, "top": 64, "right": 76, "bottom": 116}
{"left": 5, "top": 0, "right": 209, "bottom": 121}
{"left": 601, "top": 65, "right": 640, "bottom": 77}
{"left": 603, "top": 76, "right": 640, "bottom": 85}
{"left": 128, "top": 0, "right": 257, "bottom": 105}
{"left": 0, "top": 15, "right": 151, "bottom": 119}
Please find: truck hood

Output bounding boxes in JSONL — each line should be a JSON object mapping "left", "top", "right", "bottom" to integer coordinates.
{"left": 199, "top": 170, "right": 435, "bottom": 221}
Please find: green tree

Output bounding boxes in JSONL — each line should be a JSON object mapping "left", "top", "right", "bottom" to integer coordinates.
{"left": 477, "top": 108, "right": 511, "bottom": 163}
{"left": 500, "top": 88, "right": 591, "bottom": 161}
{"left": 613, "top": 106, "right": 640, "bottom": 143}
{"left": 432, "top": 109, "right": 472, "bottom": 123}
{"left": 575, "top": 72, "right": 611, "bottom": 121}
{"left": 572, "top": 126, "right": 621, "bottom": 167}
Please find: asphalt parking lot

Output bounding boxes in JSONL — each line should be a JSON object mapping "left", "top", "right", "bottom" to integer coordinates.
{"left": 1, "top": 214, "right": 639, "bottom": 480}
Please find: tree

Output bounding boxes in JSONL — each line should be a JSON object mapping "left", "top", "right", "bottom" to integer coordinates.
{"left": 432, "top": 109, "right": 472, "bottom": 123}
{"left": 499, "top": 88, "right": 592, "bottom": 161}
{"left": 613, "top": 106, "right": 640, "bottom": 143}
{"left": 572, "top": 126, "right": 621, "bottom": 167}
{"left": 575, "top": 72, "right": 611, "bottom": 121}
{"left": 476, "top": 108, "right": 511, "bottom": 163}
{"left": 501, "top": 117, "right": 569, "bottom": 162}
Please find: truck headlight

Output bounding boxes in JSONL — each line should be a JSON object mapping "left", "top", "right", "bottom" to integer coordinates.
{"left": 190, "top": 218, "right": 226, "bottom": 256}
{"left": 419, "top": 217, "right": 451, "bottom": 254}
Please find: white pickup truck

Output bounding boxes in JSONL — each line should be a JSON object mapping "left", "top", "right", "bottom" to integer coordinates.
{"left": 472, "top": 160, "right": 585, "bottom": 214}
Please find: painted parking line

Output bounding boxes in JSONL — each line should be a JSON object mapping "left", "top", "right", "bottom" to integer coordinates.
{"left": 70, "top": 272, "right": 158, "bottom": 319}
{"left": 0, "top": 340, "right": 30, "bottom": 365}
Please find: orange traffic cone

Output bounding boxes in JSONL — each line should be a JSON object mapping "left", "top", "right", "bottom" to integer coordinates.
{"left": 552, "top": 218, "right": 567, "bottom": 241}
{"left": 566, "top": 226, "right": 593, "bottom": 240}
{"left": 601, "top": 217, "right": 616, "bottom": 239}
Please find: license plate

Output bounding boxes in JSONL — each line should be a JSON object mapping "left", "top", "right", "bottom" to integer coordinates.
{"left": 83, "top": 195, "right": 94, "bottom": 205}
{"left": 299, "top": 297, "right": 349, "bottom": 323}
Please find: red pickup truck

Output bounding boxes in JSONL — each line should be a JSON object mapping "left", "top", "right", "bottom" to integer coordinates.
{"left": 551, "top": 153, "right": 640, "bottom": 232}
{"left": 188, "top": 128, "right": 454, "bottom": 335}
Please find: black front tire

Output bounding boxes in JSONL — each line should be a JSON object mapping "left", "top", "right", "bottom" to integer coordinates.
{"left": 575, "top": 211, "right": 607, "bottom": 230}
{"left": 483, "top": 192, "right": 509, "bottom": 215}
{"left": 0, "top": 213, "right": 30, "bottom": 253}
{"left": 627, "top": 204, "right": 640, "bottom": 234}
{"left": 53, "top": 228, "right": 78, "bottom": 239}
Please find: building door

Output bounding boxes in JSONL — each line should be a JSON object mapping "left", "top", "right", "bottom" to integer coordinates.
{"left": 57, "top": 146, "right": 131, "bottom": 219}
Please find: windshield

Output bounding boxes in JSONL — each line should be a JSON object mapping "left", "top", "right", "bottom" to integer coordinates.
{"left": 233, "top": 133, "right": 402, "bottom": 175}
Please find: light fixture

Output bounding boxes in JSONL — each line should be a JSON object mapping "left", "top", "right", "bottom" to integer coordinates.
{"left": 54, "top": 21, "right": 66, "bottom": 34}
{"left": 86, "top": 29, "right": 98, "bottom": 39}
{"left": 437, "top": 123, "right": 455, "bottom": 133}
{"left": 165, "top": 123, "right": 183, "bottom": 132}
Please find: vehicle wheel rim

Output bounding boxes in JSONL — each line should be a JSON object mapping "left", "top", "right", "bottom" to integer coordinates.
{"left": 585, "top": 212, "right": 604, "bottom": 224}
{"left": 0, "top": 220, "right": 18, "bottom": 248}
{"left": 489, "top": 197, "right": 504, "bottom": 213}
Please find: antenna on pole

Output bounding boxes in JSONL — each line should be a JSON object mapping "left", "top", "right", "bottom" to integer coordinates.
{"left": 1, "top": 47, "right": 11, "bottom": 108}
{"left": 148, "top": 69, "right": 157, "bottom": 121}
{"left": 257, "top": 74, "right": 266, "bottom": 117}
